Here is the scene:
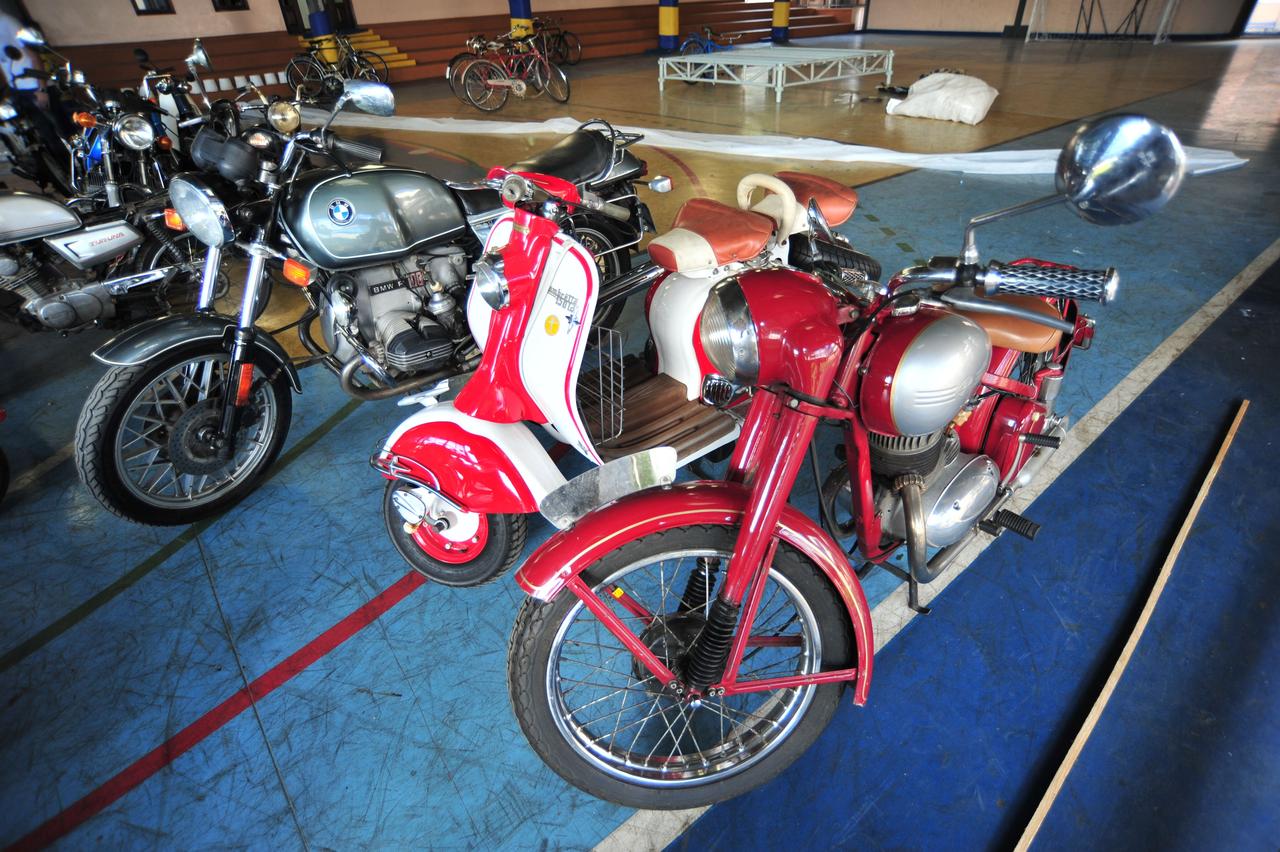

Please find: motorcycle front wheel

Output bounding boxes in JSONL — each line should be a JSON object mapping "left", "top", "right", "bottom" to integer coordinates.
{"left": 507, "top": 524, "right": 852, "bottom": 809}
{"left": 382, "top": 480, "right": 527, "bottom": 586}
{"left": 75, "top": 342, "right": 292, "bottom": 525}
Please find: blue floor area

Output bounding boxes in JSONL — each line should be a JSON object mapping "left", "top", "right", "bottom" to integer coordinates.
{"left": 672, "top": 258, "right": 1280, "bottom": 852}
{"left": 2, "top": 58, "right": 1279, "bottom": 850}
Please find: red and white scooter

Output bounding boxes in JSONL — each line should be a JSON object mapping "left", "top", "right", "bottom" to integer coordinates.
{"left": 371, "top": 166, "right": 863, "bottom": 585}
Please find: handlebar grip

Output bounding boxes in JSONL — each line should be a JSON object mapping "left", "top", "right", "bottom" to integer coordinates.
{"left": 984, "top": 261, "right": 1118, "bottom": 304}
{"left": 580, "top": 191, "right": 630, "bottom": 222}
{"left": 331, "top": 135, "right": 383, "bottom": 164}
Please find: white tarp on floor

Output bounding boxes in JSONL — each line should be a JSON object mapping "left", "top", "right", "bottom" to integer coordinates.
{"left": 306, "top": 110, "right": 1248, "bottom": 177}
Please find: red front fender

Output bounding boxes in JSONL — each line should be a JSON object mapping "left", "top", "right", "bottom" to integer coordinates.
{"left": 515, "top": 481, "right": 875, "bottom": 705}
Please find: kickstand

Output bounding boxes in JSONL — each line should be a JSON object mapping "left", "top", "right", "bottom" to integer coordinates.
{"left": 878, "top": 561, "right": 931, "bottom": 615}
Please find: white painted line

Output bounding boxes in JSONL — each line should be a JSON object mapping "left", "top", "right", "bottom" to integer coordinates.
{"left": 593, "top": 234, "right": 1280, "bottom": 851}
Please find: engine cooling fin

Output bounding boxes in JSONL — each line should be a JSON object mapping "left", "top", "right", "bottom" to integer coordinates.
{"left": 868, "top": 429, "right": 946, "bottom": 477}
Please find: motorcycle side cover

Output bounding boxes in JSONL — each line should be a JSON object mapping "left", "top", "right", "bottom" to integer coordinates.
{"left": 514, "top": 480, "right": 875, "bottom": 705}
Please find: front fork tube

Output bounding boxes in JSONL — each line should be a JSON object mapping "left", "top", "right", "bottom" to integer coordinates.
{"left": 196, "top": 246, "right": 222, "bottom": 311}
{"left": 686, "top": 403, "right": 821, "bottom": 691}
{"left": 216, "top": 246, "right": 269, "bottom": 456}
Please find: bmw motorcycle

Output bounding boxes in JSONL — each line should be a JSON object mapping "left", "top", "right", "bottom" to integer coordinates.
{"left": 74, "top": 79, "right": 668, "bottom": 525}
{"left": 492, "top": 114, "right": 1185, "bottom": 808}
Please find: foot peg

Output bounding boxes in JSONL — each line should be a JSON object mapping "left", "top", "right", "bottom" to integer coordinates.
{"left": 1021, "top": 432, "right": 1062, "bottom": 449}
{"left": 979, "top": 509, "right": 1041, "bottom": 541}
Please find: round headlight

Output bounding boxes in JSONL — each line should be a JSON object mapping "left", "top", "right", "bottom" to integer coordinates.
{"left": 267, "top": 100, "right": 301, "bottom": 135}
{"left": 473, "top": 254, "right": 509, "bottom": 310}
{"left": 113, "top": 113, "right": 155, "bottom": 151}
{"left": 168, "top": 176, "right": 233, "bottom": 248}
{"left": 699, "top": 278, "right": 759, "bottom": 385}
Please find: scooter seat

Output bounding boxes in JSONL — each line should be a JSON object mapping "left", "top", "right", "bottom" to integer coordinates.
{"left": 647, "top": 198, "right": 774, "bottom": 272}
{"left": 774, "top": 172, "right": 858, "bottom": 226}
{"left": 511, "top": 130, "right": 641, "bottom": 187}
{"left": 961, "top": 294, "right": 1064, "bottom": 353}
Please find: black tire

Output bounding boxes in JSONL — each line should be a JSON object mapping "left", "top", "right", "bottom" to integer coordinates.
{"left": 561, "top": 31, "right": 583, "bottom": 65}
{"left": 460, "top": 60, "right": 509, "bottom": 112}
{"left": 133, "top": 231, "right": 226, "bottom": 310}
{"left": 382, "top": 480, "right": 527, "bottom": 586}
{"left": 446, "top": 51, "right": 479, "bottom": 101}
{"left": 679, "top": 40, "right": 708, "bottom": 84}
{"left": 544, "top": 62, "right": 570, "bottom": 103}
{"left": 507, "top": 524, "right": 852, "bottom": 809}
{"left": 74, "top": 341, "right": 292, "bottom": 525}
{"left": 285, "top": 56, "right": 327, "bottom": 100}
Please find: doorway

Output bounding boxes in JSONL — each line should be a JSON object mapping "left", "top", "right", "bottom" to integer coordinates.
{"left": 277, "top": 0, "right": 358, "bottom": 35}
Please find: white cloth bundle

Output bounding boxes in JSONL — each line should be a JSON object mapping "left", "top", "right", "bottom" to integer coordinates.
{"left": 885, "top": 73, "right": 1000, "bottom": 126}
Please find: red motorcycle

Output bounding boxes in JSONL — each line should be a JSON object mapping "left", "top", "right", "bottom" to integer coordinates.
{"left": 502, "top": 114, "right": 1186, "bottom": 808}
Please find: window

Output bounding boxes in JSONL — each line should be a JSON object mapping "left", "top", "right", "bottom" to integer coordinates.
{"left": 212, "top": 0, "right": 250, "bottom": 10}
{"left": 132, "top": 0, "right": 175, "bottom": 14}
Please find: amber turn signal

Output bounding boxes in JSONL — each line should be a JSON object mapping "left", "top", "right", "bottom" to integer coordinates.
{"left": 282, "top": 258, "right": 312, "bottom": 287}
{"left": 163, "top": 208, "right": 186, "bottom": 231}
{"left": 156, "top": 135, "right": 173, "bottom": 151}
{"left": 72, "top": 111, "right": 97, "bottom": 129}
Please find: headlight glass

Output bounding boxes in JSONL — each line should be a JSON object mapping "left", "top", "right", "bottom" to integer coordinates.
{"left": 267, "top": 101, "right": 301, "bottom": 134}
{"left": 699, "top": 278, "right": 759, "bottom": 384}
{"left": 168, "top": 177, "right": 233, "bottom": 248}
{"left": 113, "top": 113, "right": 155, "bottom": 151}
{"left": 473, "top": 254, "right": 509, "bottom": 310}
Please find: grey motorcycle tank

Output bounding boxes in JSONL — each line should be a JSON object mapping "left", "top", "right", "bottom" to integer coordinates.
{"left": 279, "top": 166, "right": 468, "bottom": 270}
{"left": 0, "top": 192, "right": 82, "bottom": 246}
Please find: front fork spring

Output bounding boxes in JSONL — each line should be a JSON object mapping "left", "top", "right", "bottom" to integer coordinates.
{"left": 683, "top": 597, "right": 741, "bottom": 692}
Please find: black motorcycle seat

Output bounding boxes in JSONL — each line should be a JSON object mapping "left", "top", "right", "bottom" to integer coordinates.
{"left": 450, "top": 185, "right": 504, "bottom": 218}
{"left": 510, "top": 130, "right": 642, "bottom": 187}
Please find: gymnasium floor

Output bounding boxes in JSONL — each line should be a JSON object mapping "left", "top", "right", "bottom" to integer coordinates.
{"left": 1, "top": 33, "right": 1278, "bottom": 850}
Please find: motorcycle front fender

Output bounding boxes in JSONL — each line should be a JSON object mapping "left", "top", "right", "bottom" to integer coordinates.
{"left": 380, "top": 403, "right": 567, "bottom": 515}
{"left": 514, "top": 479, "right": 875, "bottom": 705}
{"left": 93, "top": 312, "right": 302, "bottom": 392}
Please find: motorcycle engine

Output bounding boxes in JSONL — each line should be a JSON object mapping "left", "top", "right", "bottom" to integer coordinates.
{"left": 319, "top": 247, "right": 468, "bottom": 376}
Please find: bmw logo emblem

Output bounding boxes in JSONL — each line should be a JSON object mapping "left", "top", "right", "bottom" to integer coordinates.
{"left": 328, "top": 198, "right": 355, "bottom": 226}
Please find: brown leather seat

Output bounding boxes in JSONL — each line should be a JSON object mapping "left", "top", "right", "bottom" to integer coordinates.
{"left": 961, "top": 295, "right": 1065, "bottom": 353}
{"left": 648, "top": 198, "right": 775, "bottom": 271}
{"left": 775, "top": 172, "right": 858, "bottom": 226}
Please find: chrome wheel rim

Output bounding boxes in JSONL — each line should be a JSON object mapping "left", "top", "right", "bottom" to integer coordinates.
{"left": 113, "top": 354, "right": 278, "bottom": 508}
{"left": 545, "top": 547, "right": 821, "bottom": 788}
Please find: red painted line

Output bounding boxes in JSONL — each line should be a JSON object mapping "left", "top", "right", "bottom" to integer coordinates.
{"left": 7, "top": 571, "right": 428, "bottom": 852}
{"left": 651, "top": 145, "right": 705, "bottom": 195}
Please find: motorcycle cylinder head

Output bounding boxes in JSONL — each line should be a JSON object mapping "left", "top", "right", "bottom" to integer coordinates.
{"left": 868, "top": 428, "right": 946, "bottom": 478}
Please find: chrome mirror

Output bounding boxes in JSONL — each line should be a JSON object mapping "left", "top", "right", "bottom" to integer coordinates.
{"left": 185, "top": 38, "right": 212, "bottom": 72}
{"left": 1056, "top": 114, "right": 1186, "bottom": 226}
{"left": 15, "top": 27, "right": 47, "bottom": 49}
{"left": 341, "top": 79, "right": 395, "bottom": 116}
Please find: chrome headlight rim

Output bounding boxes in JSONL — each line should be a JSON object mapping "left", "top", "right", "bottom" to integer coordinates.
{"left": 112, "top": 112, "right": 156, "bottom": 151}
{"left": 168, "top": 175, "right": 234, "bottom": 248}
{"left": 473, "top": 253, "right": 509, "bottom": 310}
{"left": 699, "top": 278, "right": 759, "bottom": 385}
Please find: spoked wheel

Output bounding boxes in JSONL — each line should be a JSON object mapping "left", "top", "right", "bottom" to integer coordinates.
{"left": 356, "top": 50, "right": 389, "bottom": 82}
{"left": 446, "top": 51, "right": 479, "bottom": 101}
{"left": 574, "top": 223, "right": 631, "bottom": 329}
{"left": 679, "top": 41, "right": 710, "bottom": 84}
{"left": 560, "top": 31, "right": 583, "bottom": 65}
{"left": 75, "top": 343, "right": 292, "bottom": 525}
{"left": 382, "top": 480, "right": 527, "bottom": 586}
{"left": 285, "top": 56, "right": 327, "bottom": 99}
{"left": 544, "top": 62, "right": 570, "bottom": 103}
{"left": 460, "top": 59, "right": 510, "bottom": 112}
{"left": 508, "top": 524, "right": 852, "bottom": 809}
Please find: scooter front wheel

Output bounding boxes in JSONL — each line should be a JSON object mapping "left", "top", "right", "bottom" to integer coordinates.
{"left": 382, "top": 480, "right": 527, "bottom": 586}
{"left": 74, "top": 342, "right": 292, "bottom": 525}
{"left": 507, "top": 524, "right": 851, "bottom": 809}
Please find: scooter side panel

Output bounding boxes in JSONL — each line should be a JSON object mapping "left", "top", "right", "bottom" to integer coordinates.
{"left": 514, "top": 479, "right": 875, "bottom": 704}
{"left": 648, "top": 271, "right": 717, "bottom": 400}
{"left": 383, "top": 403, "right": 567, "bottom": 512}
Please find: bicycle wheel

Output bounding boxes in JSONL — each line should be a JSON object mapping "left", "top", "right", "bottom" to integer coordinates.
{"left": 560, "top": 31, "right": 583, "bottom": 65}
{"left": 524, "top": 55, "right": 550, "bottom": 97}
{"left": 678, "top": 40, "right": 709, "bottom": 85}
{"left": 446, "top": 51, "right": 479, "bottom": 101}
{"left": 460, "top": 59, "right": 510, "bottom": 112}
{"left": 357, "top": 50, "right": 389, "bottom": 82}
{"left": 285, "top": 55, "right": 327, "bottom": 99}
{"left": 544, "top": 62, "right": 570, "bottom": 103}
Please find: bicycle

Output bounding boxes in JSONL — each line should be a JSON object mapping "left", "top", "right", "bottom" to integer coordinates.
{"left": 285, "top": 33, "right": 388, "bottom": 100}
{"left": 457, "top": 32, "right": 569, "bottom": 111}
{"left": 676, "top": 26, "right": 742, "bottom": 84}
{"left": 533, "top": 17, "right": 582, "bottom": 66}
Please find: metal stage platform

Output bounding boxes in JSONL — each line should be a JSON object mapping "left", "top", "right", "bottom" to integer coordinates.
{"left": 658, "top": 46, "right": 894, "bottom": 103}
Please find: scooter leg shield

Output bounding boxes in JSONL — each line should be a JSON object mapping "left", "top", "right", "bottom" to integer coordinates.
{"left": 514, "top": 479, "right": 875, "bottom": 704}
{"left": 379, "top": 403, "right": 567, "bottom": 516}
